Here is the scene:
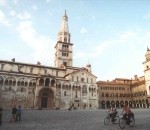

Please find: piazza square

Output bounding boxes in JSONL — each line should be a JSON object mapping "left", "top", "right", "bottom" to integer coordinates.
{"left": 0, "top": 109, "right": 150, "bottom": 130}
{"left": 0, "top": 1, "right": 150, "bottom": 130}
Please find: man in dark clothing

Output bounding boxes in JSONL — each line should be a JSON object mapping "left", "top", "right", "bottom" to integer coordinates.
{"left": 0, "top": 106, "right": 3, "bottom": 126}
{"left": 10, "top": 105, "right": 17, "bottom": 122}
{"left": 16, "top": 105, "right": 22, "bottom": 122}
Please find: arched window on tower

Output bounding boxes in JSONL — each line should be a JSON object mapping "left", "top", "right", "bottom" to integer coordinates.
{"left": 64, "top": 37, "right": 67, "bottom": 42}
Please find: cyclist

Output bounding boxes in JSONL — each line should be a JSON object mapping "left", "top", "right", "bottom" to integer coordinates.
{"left": 108, "top": 104, "right": 118, "bottom": 122}
{"left": 121, "top": 104, "right": 134, "bottom": 124}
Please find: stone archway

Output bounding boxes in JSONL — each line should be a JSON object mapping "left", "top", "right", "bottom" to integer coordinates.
{"left": 106, "top": 101, "right": 110, "bottom": 109}
{"left": 101, "top": 101, "right": 105, "bottom": 109}
{"left": 116, "top": 101, "right": 119, "bottom": 108}
{"left": 39, "top": 88, "right": 54, "bottom": 109}
{"left": 41, "top": 93, "right": 48, "bottom": 108}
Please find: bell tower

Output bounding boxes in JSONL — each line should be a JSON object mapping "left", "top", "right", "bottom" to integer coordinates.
{"left": 54, "top": 11, "right": 73, "bottom": 68}
{"left": 143, "top": 47, "right": 150, "bottom": 96}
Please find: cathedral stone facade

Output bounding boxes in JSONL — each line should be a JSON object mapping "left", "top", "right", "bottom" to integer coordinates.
{"left": 0, "top": 11, "right": 98, "bottom": 109}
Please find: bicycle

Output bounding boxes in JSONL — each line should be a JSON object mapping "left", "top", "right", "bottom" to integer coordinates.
{"left": 104, "top": 113, "right": 119, "bottom": 125}
{"left": 119, "top": 113, "right": 135, "bottom": 129}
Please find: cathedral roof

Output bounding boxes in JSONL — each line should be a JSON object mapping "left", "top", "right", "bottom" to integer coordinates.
{"left": 64, "top": 67, "right": 97, "bottom": 78}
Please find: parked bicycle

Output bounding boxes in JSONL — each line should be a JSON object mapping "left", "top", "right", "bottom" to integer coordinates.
{"left": 119, "top": 114, "right": 135, "bottom": 129}
{"left": 104, "top": 114, "right": 119, "bottom": 125}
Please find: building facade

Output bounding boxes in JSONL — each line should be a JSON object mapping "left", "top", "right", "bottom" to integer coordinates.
{"left": 97, "top": 78, "right": 132, "bottom": 109}
{"left": 0, "top": 11, "right": 98, "bottom": 109}
{"left": 97, "top": 48, "right": 150, "bottom": 109}
{"left": 131, "top": 76, "right": 148, "bottom": 108}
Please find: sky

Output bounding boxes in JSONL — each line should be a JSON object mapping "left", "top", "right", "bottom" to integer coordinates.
{"left": 0, "top": 0, "right": 150, "bottom": 81}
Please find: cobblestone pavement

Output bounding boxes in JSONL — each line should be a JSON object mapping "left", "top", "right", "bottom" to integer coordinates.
{"left": 0, "top": 108, "right": 150, "bottom": 130}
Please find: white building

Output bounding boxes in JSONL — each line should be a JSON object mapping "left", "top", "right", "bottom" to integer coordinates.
{"left": 143, "top": 47, "right": 150, "bottom": 97}
{"left": 0, "top": 11, "right": 98, "bottom": 109}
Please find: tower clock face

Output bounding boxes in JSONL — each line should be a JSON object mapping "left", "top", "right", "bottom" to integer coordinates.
{"left": 64, "top": 32, "right": 67, "bottom": 35}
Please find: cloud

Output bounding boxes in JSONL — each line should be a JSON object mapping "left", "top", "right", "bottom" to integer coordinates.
{"left": 13, "top": 0, "right": 18, "bottom": 4}
{"left": 75, "top": 29, "right": 150, "bottom": 61}
{"left": 74, "top": 42, "right": 109, "bottom": 59}
{"left": 17, "top": 20, "right": 54, "bottom": 65}
{"left": 0, "top": 10, "right": 11, "bottom": 26}
{"left": 32, "top": 5, "right": 38, "bottom": 10}
{"left": 80, "top": 28, "right": 87, "bottom": 33}
{"left": 92, "top": 41, "right": 111, "bottom": 56}
{"left": 17, "top": 11, "right": 31, "bottom": 20}
{"left": 10, "top": 10, "right": 16, "bottom": 16}
{"left": 143, "top": 11, "right": 150, "bottom": 19}
{"left": 92, "top": 15, "right": 95, "bottom": 20}
{"left": 119, "top": 31, "right": 137, "bottom": 42}
{"left": 46, "top": 0, "right": 51, "bottom": 2}
{"left": 95, "top": 29, "right": 150, "bottom": 80}
{"left": 146, "top": 32, "right": 150, "bottom": 37}
{"left": 0, "top": 0, "right": 7, "bottom": 6}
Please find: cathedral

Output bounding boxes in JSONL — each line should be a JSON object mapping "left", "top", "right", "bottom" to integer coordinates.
{"left": 0, "top": 11, "right": 98, "bottom": 109}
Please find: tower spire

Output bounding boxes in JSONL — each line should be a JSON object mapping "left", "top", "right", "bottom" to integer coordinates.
{"left": 65, "top": 10, "right": 67, "bottom": 17}
{"left": 59, "top": 10, "right": 69, "bottom": 33}
{"left": 54, "top": 11, "right": 73, "bottom": 68}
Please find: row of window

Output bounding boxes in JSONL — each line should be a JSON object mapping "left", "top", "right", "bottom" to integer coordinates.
{"left": 62, "top": 44, "right": 69, "bottom": 49}
{"left": 0, "top": 78, "right": 95, "bottom": 89}
{"left": 72, "top": 76, "right": 93, "bottom": 83}
{"left": 3, "top": 86, "right": 35, "bottom": 93}
{"left": 60, "top": 85, "right": 96, "bottom": 93}
{"left": 132, "top": 91, "right": 147, "bottom": 97}
{"left": 101, "top": 93, "right": 131, "bottom": 98}
{"left": 38, "top": 78, "right": 55, "bottom": 86}
{"left": 0, "top": 78, "right": 56, "bottom": 87}
{"left": 0, "top": 80, "right": 36, "bottom": 87}
{"left": 60, "top": 86, "right": 96, "bottom": 92}
{"left": 100, "top": 92, "right": 147, "bottom": 98}
{"left": 64, "top": 91, "right": 95, "bottom": 97}
{"left": 59, "top": 37, "right": 70, "bottom": 43}
{"left": 62, "top": 52, "right": 69, "bottom": 57}
{"left": 100, "top": 86, "right": 130, "bottom": 91}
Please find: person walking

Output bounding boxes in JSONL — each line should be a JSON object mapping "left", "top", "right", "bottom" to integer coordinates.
{"left": 10, "top": 105, "right": 17, "bottom": 122}
{"left": 16, "top": 105, "right": 22, "bottom": 122}
{"left": 0, "top": 106, "right": 3, "bottom": 126}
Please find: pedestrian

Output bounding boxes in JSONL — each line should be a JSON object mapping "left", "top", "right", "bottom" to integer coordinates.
{"left": 10, "top": 105, "right": 17, "bottom": 122}
{"left": 16, "top": 105, "right": 22, "bottom": 122}
{"left": 0, "top": 106, "right": 3, "bottom": 126}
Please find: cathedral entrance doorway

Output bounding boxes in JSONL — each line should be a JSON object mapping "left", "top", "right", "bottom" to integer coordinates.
{"left": 39, "top": 88, "right": 54, "bottom": 109}
{"left": 41, "top": 94, "right": 48, "bottom": 108}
